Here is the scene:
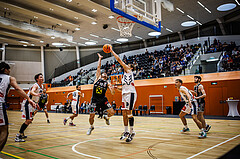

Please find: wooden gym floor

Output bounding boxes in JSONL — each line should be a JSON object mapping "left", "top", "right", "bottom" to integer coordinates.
{"left": 1, "top": 111, "right": 240, "bottom": 159}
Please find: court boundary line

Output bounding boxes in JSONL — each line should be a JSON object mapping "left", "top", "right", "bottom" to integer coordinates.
{"left": 1, "top": 151, "right": 24, "bottom": 159}
{"left": 186, "top": 134, "right": 240, "bottom": 159}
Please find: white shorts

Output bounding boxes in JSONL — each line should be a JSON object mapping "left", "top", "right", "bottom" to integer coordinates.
{"left": 71, "top": 100, "right": 79, "bottom": 114}
{"left": 21, "top": 99, "right": 35, "bottom": 120}
{"left": 122, "top": 92, "right": 137, "bottom": 110}
{"left": 181, "top": 100, "right": 198, "bottom": 115}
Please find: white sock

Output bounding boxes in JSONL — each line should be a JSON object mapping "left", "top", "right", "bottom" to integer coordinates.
{"left": 184, "top": 125, "right": 188, "bottom": 129}
{"left": 201, "top": 128, "right": 205, "bottom": 132}
{"left": 130, "top": 126, "right": 134, "bottom": 133}
{"left": 124, "top": 126, "right": 128, "bottom": 132}
{"left": 47, "top": 118, "right": 49, "bottom": 120}
{"left": 66, "top": 117, "right": 70, "bottom": 120}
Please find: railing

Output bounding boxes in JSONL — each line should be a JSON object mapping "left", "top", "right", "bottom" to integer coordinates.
{"left": 217, "top": 51, "right": 224, "bottom": 72}
{"left": 187, "top": 47, "right": 202, "bottom": 70}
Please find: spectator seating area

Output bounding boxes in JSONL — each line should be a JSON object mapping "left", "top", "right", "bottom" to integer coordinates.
{"left": 51, "top": 39, "right": 239, "bottom": 87}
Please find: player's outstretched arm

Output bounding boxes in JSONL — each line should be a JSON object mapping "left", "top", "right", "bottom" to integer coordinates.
{"left": 95, "top": 53, "right": 103, "bottom": 83}
{"left": 110, "top": 47, "right": 130, "bottom": 72}
{"left": 10, "top": 76, "right": 36, "bottom": 108}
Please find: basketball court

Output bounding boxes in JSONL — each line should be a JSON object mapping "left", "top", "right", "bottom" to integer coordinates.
{"left": 1, "top": 111, "right": 239, "bottom": 159}
{"left": 1, "top": 0, "right": 240, "bottom": 158}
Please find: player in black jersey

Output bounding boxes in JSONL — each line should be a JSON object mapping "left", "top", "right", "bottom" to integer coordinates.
{"left": 33, "top": 89, "right": 50, "bottom": 123}
{"left": 191, "top": 76, "right": 211, "bottom": 132}
{"left": 87, "top": 53, "right": 115, "bottom": 135}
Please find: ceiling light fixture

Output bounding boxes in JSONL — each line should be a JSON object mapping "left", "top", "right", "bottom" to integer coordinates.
{"left": 109, "top": 15, "right": 115, "bottom": 19}
{"left": 181, "top": 21, "right": 196, "bottom": 27}
{"left": 90, "top": 34, "right": 99, "bottom": 38}
{"left": 217, "top": 3, "right": 237, "bottom": 11}
{"left": 111, "top": 27, "right": 120, "bottom": 32}
{"left": 176, "top": 7, "right": 184, "bottom": 14}
{"left": 148, "top": 32, "right": 161, "bottom": 36}
{"left": 117, "top": 38, "right": 128, "bottom": 42}
{"left": 74, "top": 17, "right": 79, "bottom": 19}
{"left": 235, "top": 0, "right": 240, "bottom": 5}
{"left": 75, "top": 28, "right": 80, "bottom": 31}
{"left": 52, "top": 43, "right": 64, "bottom": 46}
{"left": 165, "top": 28, "right": 173, "bottom": 32}
{"left": 34, "top": 16, "right": 38, "bottom": 19}
{"left": 197, "top": 1, "right": 211, "bottom": 13}
{"left": 80, "top": 37, "right": 89, "bottom": 40}
{"left": 49, "top": 8, "right": 54, "bottom": 11}
{"left": 51, "top": 36, "right": 55, "bottom": 39}
{"left": 85, "top": 41, "right": 96, "bottom": 45}
{"left": 196, "top": 21, "right": 202, "bottom": 25}
{"left": 135, "top": 36, "right": 143, "bottom": 39}
{"left": 40, "top": 40, "right": 44, "bottom": 43}
{"left": 23, "top": 45, "right": 27, "bottom": 47}
{"left": 187, "top": 15, "right": 194, "bottom": 20}
{"left": 92, "top": 9, "right": 97, "bottom": 12}
{"left": 19, "top": 41, "right": 29, "bottom": 44}
{"left": 91, "top": 22, "right": 97, "bottom": 25}
{"left": 66, "top": 0, "right": 72, "bottom": 2}
{"left": 102, "top": 38, "right": 111, "bottom": 41}
{"left": 31, "top": 44, "right": 35, "bottom": 46}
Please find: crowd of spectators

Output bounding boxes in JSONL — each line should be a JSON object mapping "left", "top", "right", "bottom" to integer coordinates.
{"left": 101, "top": 43, "right": 200, "bottom": 78}
{"left": 53, "top": 39, "right": 240, "bottom": 87}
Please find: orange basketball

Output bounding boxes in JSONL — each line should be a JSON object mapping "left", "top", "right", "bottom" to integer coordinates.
{"left": 103, "top": 44, "right": 112, "bottom": 53}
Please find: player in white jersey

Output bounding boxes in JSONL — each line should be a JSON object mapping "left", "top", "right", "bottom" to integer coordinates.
{"left": 15, "top": 73, "right": 44, "bottom": 142}
{"left": 175, "top": 79, "right": 206, "bottom": 139}
{"left": 110, "top": 47, "right": 137, "bottom": 142}
{"left": 63, "top": 85, "right": 83, "bottom": 126}
{"left": 0, "top": 62, "right": 35, "bottom": 150}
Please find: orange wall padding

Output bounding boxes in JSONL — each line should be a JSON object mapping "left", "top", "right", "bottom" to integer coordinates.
{"left": 7, "top": 71, "right": 240, "bottom": 116}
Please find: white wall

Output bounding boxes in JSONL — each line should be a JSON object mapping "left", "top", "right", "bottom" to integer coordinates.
{"left": 8, "top": 61, "right": 42, "bottom": 82}
{"left": 54, "top": 35, "right": 240, "bottom": 81}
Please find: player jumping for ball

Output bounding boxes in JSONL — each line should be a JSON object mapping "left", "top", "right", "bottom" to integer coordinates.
{"left": 110, "top": 46, "right": 137, "bottom": 142}
{"left": 86, "top": 53, "right": 115, "bottom": 135}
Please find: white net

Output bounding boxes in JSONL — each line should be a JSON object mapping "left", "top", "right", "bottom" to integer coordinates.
{"left": 117, "top": 16, "right": 136, "bottom": 37}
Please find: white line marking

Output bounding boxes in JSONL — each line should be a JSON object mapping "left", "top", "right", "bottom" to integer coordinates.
{"left": 137, "top": 137, "right": 171, "bottom": 141}
{"left": 186, "top": 134, "right": 240, "bottom": 159}
{"left": 72, "top": 136, "right": 172, "bottom": 158}
{"left": 72, "top": 139, "right": 104, "bottom": 159}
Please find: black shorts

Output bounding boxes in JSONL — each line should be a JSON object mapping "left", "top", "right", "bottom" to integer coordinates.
{"left": 89, "top": 97, "right": 112, "bottom": 114}
{"left": 197, "top": 102, "right": 205, "bottom": 112}
{"left": 39, "top": 103, "right": 46, "bottom": 110}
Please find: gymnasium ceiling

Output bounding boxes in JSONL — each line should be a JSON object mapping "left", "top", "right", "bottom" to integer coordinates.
{"left": 0, "top": 0, "right": 239, "bottom": 47}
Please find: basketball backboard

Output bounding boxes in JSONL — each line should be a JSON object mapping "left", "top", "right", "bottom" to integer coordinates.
{"left": 110, "top": 0, "right": 162, "bottom": 32}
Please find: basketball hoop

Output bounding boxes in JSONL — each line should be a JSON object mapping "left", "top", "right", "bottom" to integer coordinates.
{"left": 116, "top": 16, "right": 136, "bottom": 37}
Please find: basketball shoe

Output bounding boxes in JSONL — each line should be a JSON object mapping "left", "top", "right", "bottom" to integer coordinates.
{"left": 69, "top": 123, "right": 76, "bottom": 126}
{"left": 180, "top": 127, "right": 190, "bottom": 132}
{"left": 198, "top": 131, "right": 207, "bottom": 139}
{"left": 87, "top": 126, "right": 94, "bottom": 135}
{"left": 120, "top": 132, "right": 129, "bottom": 140}
{"left": 15, "top": 134, "right": 25, "bottom": 142}
{"left": 126, "top": 132, "right": 136, "bottom": 142}
{"left": 103, "top": 115, "right": 110, "bottom": 125}
{"left": 205, "top": 124, "right": 211, "bottom": 132}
